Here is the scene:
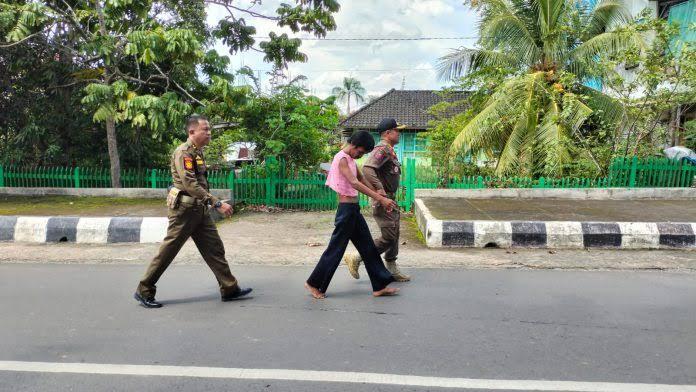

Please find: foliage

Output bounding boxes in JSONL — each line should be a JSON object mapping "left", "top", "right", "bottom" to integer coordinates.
{"left": 205, "top": 85, "right": 340, "bottom": 168}
{"left": 0, "top": 0, "right": 341, "bottom": 177}
{"left": 438, "top": 0, "right": 644, "bottom": 177}
{"left": 424, "top": 67, "right": 510, "bottom": 183}
{"left": 685, "top": 120, "right": 696, "bottom": 151}
{"left": 591, "top": 12, "right": 696, "bottom": 164}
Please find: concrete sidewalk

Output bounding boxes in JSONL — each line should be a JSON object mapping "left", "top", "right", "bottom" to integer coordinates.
{"left": 0, "top": 211, "right": 694, "bottom": 271}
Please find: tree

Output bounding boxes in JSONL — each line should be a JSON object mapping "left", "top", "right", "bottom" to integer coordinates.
{"left": 331, "top": 77, "right": 366, "bottom": 114}
{"left": 1, "top": 0, "right": 340, "bottom": 185}
{"left": 438, "top": 0, "right": 643, "bottom": 176}
{"left": 206, "top": 84, "right": 340, "bottom": 168}
{"left": 594, "top": 12, "right": 696, "bottom": 159}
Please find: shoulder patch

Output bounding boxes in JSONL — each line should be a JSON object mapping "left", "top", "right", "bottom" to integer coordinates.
{"left": 183, "top": 156, "right": 194, "bottom": 171}
{"left": 373, "top": 147, "right": 387, "bottom": 161}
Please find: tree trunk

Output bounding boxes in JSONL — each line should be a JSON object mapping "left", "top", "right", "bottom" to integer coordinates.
{"left": 346, "top": 94, "right": 351, "bottom": 114}
{"left": 106, "top": 116, "right": 121, "bottom": 188}
{"left": 670, "top": 104, "right": 682, "bottom": 146}
{"left": 94, "top": 0, "right": 120, "bottom": 187}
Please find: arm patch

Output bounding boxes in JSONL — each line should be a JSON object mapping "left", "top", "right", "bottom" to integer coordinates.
{"left": 183, "top": 156, "right": 194, "bottom": 171}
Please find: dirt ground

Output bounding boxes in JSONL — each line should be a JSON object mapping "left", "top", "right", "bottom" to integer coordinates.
{"left": 0, "top": 210, "right": 694, "bottom": 271}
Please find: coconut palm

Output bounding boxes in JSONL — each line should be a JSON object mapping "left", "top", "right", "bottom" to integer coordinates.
{"left": 331, "top": 77, "right": 366, "bottom": 114}
{"left": 438, "top": 0, "right": 643, "bottom": 176}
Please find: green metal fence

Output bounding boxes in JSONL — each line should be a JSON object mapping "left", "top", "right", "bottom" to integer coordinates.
{"left": 0, "top": 156, "right": 694, "bottom": 211}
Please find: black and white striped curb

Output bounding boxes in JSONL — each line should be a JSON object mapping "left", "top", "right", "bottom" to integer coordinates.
{"left": 0, "top": 216, "right": 168, "bottom": 244}
{"left": 414, "top": 199, "right": 696, "bottom": 249}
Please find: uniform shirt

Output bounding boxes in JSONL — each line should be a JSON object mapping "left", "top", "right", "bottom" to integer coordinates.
{"left": 363, "top": 141, "right": 401, "bottom": 195}
{"left": 171, "top": 139, "right": 219, "bottom": 206}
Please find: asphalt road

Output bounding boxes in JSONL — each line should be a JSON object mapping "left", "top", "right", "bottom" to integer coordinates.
{"left": 1, "top": 264, "right": 695, "bottom": 391}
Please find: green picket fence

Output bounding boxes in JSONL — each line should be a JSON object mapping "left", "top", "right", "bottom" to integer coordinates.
{"left": 608, "top": 156, "right": 696, "bottom": 187}
{"left": 0, "top": 156, "right": 694, "bottom": 211}
{"left": 0, "top": 166, "right": 233, "bottom": 190}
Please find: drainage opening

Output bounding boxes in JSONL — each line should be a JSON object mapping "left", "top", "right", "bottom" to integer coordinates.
{"left": 484, "top": 242, "right": 499, "bottom": 248}
{"left": 58, "top": 236, "right": 68, "bottom": 242}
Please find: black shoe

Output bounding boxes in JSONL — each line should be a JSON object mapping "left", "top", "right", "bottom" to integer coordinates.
{"left": 134, "top": 292, "right": 163, "bottom": 308}
{"left": 221, "top": 287, "right": 253, "bottom": 301}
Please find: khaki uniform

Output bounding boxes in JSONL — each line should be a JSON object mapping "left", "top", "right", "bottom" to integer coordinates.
{"left": 362, "top": 141, "right": 401, "bottom": 262}
{"left": 136, "top": 139, "right": 239, "bottom": 299}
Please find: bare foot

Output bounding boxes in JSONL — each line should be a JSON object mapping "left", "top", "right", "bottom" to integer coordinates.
{"left": 373, "top": 287, "right": 400, "bottom": 297}
{"left": 304, "top": 282, "right": 326, "bottom": 299}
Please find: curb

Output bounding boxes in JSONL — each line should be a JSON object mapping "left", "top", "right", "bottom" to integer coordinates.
{"left": 0, "top": 216, "right": 168, "bottom": 244}
{"left": 414, "top": 199, "right": 696, "bottom": 249}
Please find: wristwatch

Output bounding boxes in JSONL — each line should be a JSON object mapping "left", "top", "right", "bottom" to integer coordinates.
{"left": 213, "top": 201, "right": 222, "bottom": 209}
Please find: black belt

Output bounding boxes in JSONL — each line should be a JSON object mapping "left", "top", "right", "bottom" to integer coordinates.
{"left": 180, "top": 195, "right": 203, "bottom": 205}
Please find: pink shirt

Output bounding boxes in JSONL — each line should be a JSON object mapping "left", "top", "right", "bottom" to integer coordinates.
{"left": 325, "top": 150, "right": 358, "bottom": 197}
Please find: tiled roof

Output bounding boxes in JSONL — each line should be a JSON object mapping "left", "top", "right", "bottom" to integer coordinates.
{"left": 339, "top": 89, "right": 469, "bottom": 131}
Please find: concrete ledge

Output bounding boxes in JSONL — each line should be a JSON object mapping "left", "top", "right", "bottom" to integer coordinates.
{"left": 414, "top": 199, "right": 443, "bottom": 248}
{"left": 415, "top": 187, "right": 696, "bottom": 200}
{"left": 0, "top": 187, "right": 232, "bottom": 200}
{"left": 0, "top": 216, "right": 168, "bottom": 244}
{"left": 415, "top": 198, "right": 696, "bottom": 249}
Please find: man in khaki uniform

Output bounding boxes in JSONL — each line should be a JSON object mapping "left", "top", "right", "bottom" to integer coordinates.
{"left": 134, "top": 115, "right": 252, "bottom": 308}
{"left": 343, "top": 118, "right": 411, "bottom": 282}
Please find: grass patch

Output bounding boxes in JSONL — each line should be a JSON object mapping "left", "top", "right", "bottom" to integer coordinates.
{"left": 0, "top": 196, "right": 166, "bottom": 216}
{"left": 403, "top": 214, "right": 426, "bottom": 245}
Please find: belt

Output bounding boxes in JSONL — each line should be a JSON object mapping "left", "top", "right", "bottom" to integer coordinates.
{"left": 180, "top": 195, "right": 203, "bottom": 205}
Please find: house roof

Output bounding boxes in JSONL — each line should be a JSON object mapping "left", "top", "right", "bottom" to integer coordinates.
{"left": 339, "top": 89, "right": 469, "bottom": 131}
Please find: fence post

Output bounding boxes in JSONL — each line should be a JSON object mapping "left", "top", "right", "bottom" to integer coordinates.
{"left": 405, "top": 158, "right": 415, "bottom": 211}
{"left": 227, "top": 170, "right": 235, "bottom": 192}
{"left": 150, "top": 169, "right": 157, "bottom": 189}
{"left": 265, "top": 156, "right": 277, "bottom": 207}
{"left": 477, "top": 176, "right": 484, "bottom": 188}
{"left": 628, "top": 156, "right": 638, "bottom": 188}
{"left": 0, "top": 165, "right": 4, "bottom": 187}
{"left": 74, "top": 167, "right": 80, "bottom": 188}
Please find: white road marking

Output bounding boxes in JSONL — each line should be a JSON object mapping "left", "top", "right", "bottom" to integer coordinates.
{"left": 0, "top": 361, "right": 695, "bottom": 391}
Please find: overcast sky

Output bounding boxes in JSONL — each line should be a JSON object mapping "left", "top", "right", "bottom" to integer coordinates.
{"left": 206, "top": 0, "right": 479, "bottom": 110}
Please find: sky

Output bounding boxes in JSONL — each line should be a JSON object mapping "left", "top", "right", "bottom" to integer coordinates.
{"left": 206, "top": 0, "right": 480, "bottom": 111}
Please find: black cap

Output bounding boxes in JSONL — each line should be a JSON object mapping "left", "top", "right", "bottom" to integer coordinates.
{"left": 376, "top": 118, "right": 407, "bottom": 133}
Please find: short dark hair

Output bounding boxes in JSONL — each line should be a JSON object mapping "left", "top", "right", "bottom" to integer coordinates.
{"left": 186, "top": 115, "right": 208, "bottom": 131}
{"left": 347, "top": 130, "right": 375, "bottom": 152}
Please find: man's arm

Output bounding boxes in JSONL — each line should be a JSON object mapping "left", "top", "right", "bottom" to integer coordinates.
{"left": 339, "top": 158, "right": 396, "bottom": 210}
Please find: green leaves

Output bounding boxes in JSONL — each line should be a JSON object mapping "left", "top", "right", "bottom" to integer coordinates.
{"left": 277, "top": 0, "right": 339, "bottom": 37}
{"left": 259, "top": 32, "right": 307, "bottom": 68}
{"left": 126, "top": 27, "right": 200, "bottom": 65}
{"left": 4, "top": 2, "right": 49, "bottom": 43}
{"left": 436, "top": 0, "right": 646, "bottom": 176}
{"left": 214, "top": 18, "right": 256, "bottom": 54}
{"left": 1, "top": 0, "right": 340, "bottom": 170}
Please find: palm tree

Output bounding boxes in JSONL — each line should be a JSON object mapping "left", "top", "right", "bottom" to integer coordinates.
{"left": 438, "top": 0, "right": 643, "bottom": 176}
{"left": 331, "top": 77, "right": 366, "bottom": 114}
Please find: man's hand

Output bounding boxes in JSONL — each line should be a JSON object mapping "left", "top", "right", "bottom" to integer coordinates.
{"left": 379, "top": 196, "right": 398, "bottom": 212}
{"left": 216, "top": 202, "right": 234, "bottom": 218}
